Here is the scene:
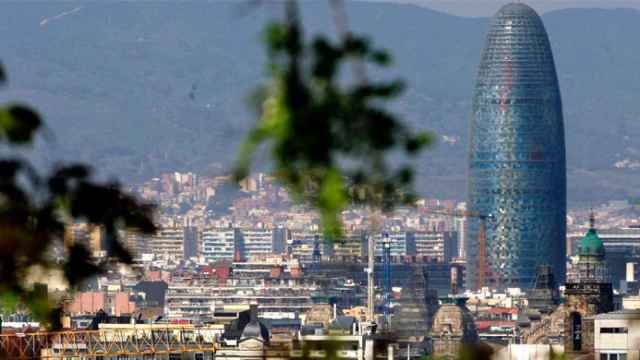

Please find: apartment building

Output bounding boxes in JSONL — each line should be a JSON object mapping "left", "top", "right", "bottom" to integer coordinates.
{"left": 238, "top": 228, "right": 287, "bottom": 260}
{"left": 202, "top": 228, "right": 239, "bottom": 262}
{"left": 149, "top": 227, "right": 186, "bottom": 260}
{"left": 333, "top": 232, "right": 367, "bottom": 260}
{"left": 288, "top": 231, "right": 334, "bottom": 263}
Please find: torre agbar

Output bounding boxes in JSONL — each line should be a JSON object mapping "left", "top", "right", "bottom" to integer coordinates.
{"left": 466, "top": 3, "right": 566, "bottom": 289}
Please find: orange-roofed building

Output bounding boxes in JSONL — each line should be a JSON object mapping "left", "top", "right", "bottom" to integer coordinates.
{"left": 68, "top": 292, "right": 105, "bottom": 314}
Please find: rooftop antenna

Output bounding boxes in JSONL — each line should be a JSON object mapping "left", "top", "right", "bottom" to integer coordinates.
{"left": 589, "top": 208, "right": 595, "bottom": 230}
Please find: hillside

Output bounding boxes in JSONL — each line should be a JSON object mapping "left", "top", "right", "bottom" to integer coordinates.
{"left": 0, "top": 1, "right": 639, "bottom": 204}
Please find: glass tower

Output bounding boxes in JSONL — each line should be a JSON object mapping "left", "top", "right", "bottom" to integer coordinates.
{"left": 466, "top": 3, "right": 566, "bottom": 289}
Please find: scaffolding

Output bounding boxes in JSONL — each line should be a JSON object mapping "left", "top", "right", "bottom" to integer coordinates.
{"left": 0, "top": 325, "right": 219, "bottom": 359}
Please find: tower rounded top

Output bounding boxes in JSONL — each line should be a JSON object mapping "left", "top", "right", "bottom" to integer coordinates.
{"left": 495, "top": 2, "right": 539, "bottom": 18}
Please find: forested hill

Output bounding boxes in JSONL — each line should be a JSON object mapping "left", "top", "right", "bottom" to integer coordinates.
{"left": 0, "top": 1, "right": 639, "bottom": 204}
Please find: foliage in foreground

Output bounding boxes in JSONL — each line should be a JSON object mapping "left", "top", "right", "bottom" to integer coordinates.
{"left": 0, "top": 61, "right": 156, "bottom": 328}
{"left": 234, "top": 0, "right": 434, "bottom": 237}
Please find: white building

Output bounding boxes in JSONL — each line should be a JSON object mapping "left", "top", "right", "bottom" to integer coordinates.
{"left": 592, "top": 310, "right": 640, "bottom": 360}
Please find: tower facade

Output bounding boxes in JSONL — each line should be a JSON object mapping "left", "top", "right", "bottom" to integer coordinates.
{"left": 563, "top": 215, "right": 613, "bottom": 353}
{"left": 466, "top": 3, "right": 566, "bottom": 289}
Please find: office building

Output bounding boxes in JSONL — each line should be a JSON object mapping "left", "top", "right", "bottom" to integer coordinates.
{"left": 412, "top": 231, "right": 457, "bottom": 262}
{"left": 466, "top": 2, "right": 566, "bottom": 289}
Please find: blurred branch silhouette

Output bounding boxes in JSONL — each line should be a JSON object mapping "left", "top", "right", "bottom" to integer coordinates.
{"left": 0, "top": 61, "right": 156, "bottom": 328}
{"left": 234, "top": 0, "right": 434, "bottom": 238}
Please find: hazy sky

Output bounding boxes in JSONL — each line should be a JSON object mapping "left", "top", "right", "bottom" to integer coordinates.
{"left": 380, "top": 0, "right": 640, "bottom": 17}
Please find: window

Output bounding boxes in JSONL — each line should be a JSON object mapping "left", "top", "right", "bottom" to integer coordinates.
{"left": 600, "top": 327, "right": 628, "bottom": 334}
{"left": 600, "top": 353, "right": 627, "bottom": 360}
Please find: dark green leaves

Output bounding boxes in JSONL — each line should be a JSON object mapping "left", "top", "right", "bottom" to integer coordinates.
{"left": 0, "top": 63, "right": 5, "bottom": 85}
{"left": 235, "top": 0, "right": 433, "bottom": 237}
{"left": 64, "top": 244, "right": 102, "bottom": 287}
{"left": 0, "top": 105, "right": 41, "bottom": 144}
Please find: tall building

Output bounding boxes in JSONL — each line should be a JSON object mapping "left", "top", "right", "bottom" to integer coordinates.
{"left": 183, "top": 226, "right": 199, "bottom": 259}
{"left": 466, "top": 3, "right": 566, "bottom": 289}
{"left": 453, "top": 217, "right": 466, "bottom": 258}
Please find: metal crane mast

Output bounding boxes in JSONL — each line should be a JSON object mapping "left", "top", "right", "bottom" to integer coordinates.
{"left": 421, "top": 209, "right": 492, "bottom": 289}
{"left": 382, "top": 232, "right": 392, "bottom": 323}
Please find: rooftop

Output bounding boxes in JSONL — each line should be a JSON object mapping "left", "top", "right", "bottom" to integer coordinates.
{"left": 590, "top": 309, "right": 640, "bottom": 320}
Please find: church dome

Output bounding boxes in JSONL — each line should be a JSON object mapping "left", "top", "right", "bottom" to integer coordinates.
{"left": 579, "top": 228, "right": 605, "bottom": 258}
{"left": 240, "top": 319, "right": 269, "bottom": 341}
{"left": 239, "top": 304, "right": 270, "bottom": 343}
{"left": 431, "top": 297, "right": 478, "bottom": 342}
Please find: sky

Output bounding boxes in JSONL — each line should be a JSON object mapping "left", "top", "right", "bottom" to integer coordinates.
{"left": 381, "top": 0, "right": 640, "bottom": 17}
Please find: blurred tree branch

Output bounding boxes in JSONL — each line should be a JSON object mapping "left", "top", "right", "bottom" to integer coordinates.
{"left": 234, "top": 0, "right": 434, "bottom": 238}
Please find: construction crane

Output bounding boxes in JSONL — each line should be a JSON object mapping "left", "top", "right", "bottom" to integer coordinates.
{"left": 422, "top": 208, "right": 494, "bottom": 289}
{"left": 382, "top": 232, "right": 392, "bottom": 324}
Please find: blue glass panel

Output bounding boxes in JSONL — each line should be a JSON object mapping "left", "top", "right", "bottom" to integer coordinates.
{"left": 466, "top": 3, "right": 566, "bottom": 289}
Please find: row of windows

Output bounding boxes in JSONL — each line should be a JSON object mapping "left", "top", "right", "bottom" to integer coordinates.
{"left": 600, "top": 353, "right": 627, "bottom": 360}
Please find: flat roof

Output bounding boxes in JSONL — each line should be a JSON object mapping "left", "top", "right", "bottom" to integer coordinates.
{"left": 590, "top": 310, "right": 640, "bottom": 320}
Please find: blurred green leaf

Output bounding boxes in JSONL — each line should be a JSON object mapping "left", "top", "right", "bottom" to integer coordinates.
{"left": 0, "top": 63, "right": 5, "bottom": 84}
{"left": 0, "top": 292, "right": 18, "bottom": 314}
{"left": 236, "top": 0, "right": 434, "bottom": 236}
{"left": 0, "top": 105, "right": 41, "bottom": 144}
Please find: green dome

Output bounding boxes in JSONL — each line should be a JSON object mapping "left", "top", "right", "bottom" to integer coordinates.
{"left": 579, "top": 228, "right": 605, "bottom": 257}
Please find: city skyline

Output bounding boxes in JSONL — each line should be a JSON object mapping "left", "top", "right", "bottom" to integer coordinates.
{"left": 0, "top": 0, "right": 638, "bottom": 358}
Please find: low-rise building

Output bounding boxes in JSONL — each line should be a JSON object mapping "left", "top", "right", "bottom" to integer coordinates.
{"left": 593, "top": 310, "right": 640, "bottom": 360}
